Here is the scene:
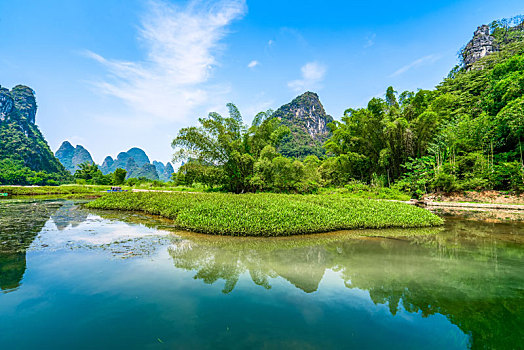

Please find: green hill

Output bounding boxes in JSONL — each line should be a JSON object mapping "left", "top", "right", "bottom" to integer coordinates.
{"left": 324, "top": 17, "right": 524, "bottom": 194}
{"left": 273, "top": 92, "right": 334, "bottom": 158}
{"left": 55, "top": 141, "right": 95, "bottom": 173}
{"left": 0, "top": 85, "right": 70, "bottom": 185}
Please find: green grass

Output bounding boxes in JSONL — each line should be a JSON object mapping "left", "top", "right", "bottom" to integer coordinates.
{"left": 132, "top": 185, "right": 203, "bottom": 192}
{"left": 0, "top": 185, "right": 108, "bottom": 196}
{"left": 85, "top": 192, "right": 443, "bottom": 236}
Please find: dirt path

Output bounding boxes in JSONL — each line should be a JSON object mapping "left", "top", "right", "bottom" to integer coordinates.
{"left": 131, "top": 189, "right": 201, "bottom": 194}
{"left": 423, "top": 201, "right": 524, "bottom": 210}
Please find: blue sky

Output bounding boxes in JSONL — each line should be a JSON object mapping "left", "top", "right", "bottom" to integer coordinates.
{"left": 1, "top": 0, "right": 522, "bottom": 164}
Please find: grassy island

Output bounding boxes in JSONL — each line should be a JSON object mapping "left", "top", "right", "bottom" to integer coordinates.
{"left": 85, "top": 192, "right": 443, "bottom": 236}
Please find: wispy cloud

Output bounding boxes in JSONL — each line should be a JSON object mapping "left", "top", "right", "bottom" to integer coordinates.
{"left": 287, "top": 62, "right": 327, "bottom": 92}
{"left": 84, "top": 0, "right": 246, "bottom": 125}
{"left": 389, "top": 54, "right": 441, "bottom": 77}
{"left": 247, "top": 60, "right": 259, "bottom": 68}
{"left": 364, "top": 33, "right": 376, "bottom": 48}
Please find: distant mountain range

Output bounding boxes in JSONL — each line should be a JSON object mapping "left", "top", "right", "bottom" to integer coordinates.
{"left": 54, "top": 92, "right": 332, "bottom": 180}
{"left": 2, "top": 83, "right": 331, "bottom": 185}
{"left": 55, "top": 141, "right": 94, "bottom": 173}
{"left": 55, "top": 143, "right": 174, "bottom": 181}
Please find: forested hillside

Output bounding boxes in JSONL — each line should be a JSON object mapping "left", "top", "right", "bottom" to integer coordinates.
{"left": 172, "top": 18, "right": 524, "bottom": 195}
{"left": 0, "top": 85, "right": 70, "bottom": 185}
{"left": 274, "top": 92, "right": 333, "bottom": 158}
{"left": 326, "top": 18, "right": 524, "bottom": 196}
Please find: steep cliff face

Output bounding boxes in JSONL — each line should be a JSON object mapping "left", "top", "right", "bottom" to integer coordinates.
{"left": 463, "top": 25, "right": 497, "bottom": 68}
{"left": 0, "top": 88, "right": 14, "bottom": 121}
{"left": 273, "top": 92, "right": 334, "bottom": 158}
{"left": 462, "top": 20, "right": 524, "bottom": 70}
{"left": 126, "top": 148, "right": 150, "bottom": 166}
{"left": 164, "top": 162, "right": 174, "bottom": 181}
{"left": 55, "top": 141, "right": 95, "bottom": 173}
{"left": 127, "top": 163, "right": 159, "bottom": 180}
{"left": 11, "top": 85, "right": 37, "bottom": 124}
{"left": 0, "top": 84, "right": 69, "bottom": 177}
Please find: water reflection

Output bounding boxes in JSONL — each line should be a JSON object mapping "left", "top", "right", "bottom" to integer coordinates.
{"left": 0, "top": 199, "right": 523, "bottom": 349}
{"left": 167, "top": 220, "right": 524, "bottom": 349}
{"left": 51, "top": 201, "right": 89, "bottom": 230}
{"left": 0, "top": 199, "right": 62, "bottom": 292}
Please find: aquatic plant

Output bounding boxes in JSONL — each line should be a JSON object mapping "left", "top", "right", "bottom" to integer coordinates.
{"left": 85, "top": 192, "right": 443, "bottom": 236}
{"left": 0, "top": 185, "right": 107, "bottom": 196}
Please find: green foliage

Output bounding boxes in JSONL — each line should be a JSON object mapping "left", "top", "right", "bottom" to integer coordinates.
{"left": 0, "top": 184, "right": 106, "bottom": 196}
{"left": 74, "top": 162, "right": 111, "bottom": 185}
{"left": 319, "top": 181, "right": 411, "bottom": 201}
{"left": 112, "top": 168, "right": 127, "bottom": 185}
{"left": 0, "top": 159, "right": 64, "bottom": 185}
{"left": 0, "top": 86, "right": 70, "bottom": 182}
{"left": 326, "top": 34, "right": 524, "bottom": 195}
{"left": 172, "top": 22, "right": 524, "bottom": 196}
{"left": 86, "top": 192, "right": 442, "bottom": 236}
{"left": 172, "top": 104, "right": 292, "bottom": 193}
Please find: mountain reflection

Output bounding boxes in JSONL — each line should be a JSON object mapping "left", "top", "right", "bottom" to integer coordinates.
{"left": 168, "top": 220, "right": 524, "bottom": 349}
{"left": 0, "top": 199, "right": 91, "bottom": 292}
{"left": 0, "top": 199, "right": 62, "bottom": 292}
{"left": 51, "top": 201, "right": 89, "bottom": 230}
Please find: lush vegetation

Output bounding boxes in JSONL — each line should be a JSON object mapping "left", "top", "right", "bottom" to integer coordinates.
{"left": 72, "top": 161, "right": 186, "bottom": 188}
{"left": 172, "top": 19, "right": 524, "bottom": 197}
{"left": 0, "top": 184, "right": 107, "bottom": 196}
{"left": 3, "top": 18, "right": 522, "bottom": 198}
{"left": 86, "top": 192, "right": 442, "bottom": 236}
{"left": 0, "top": 159, "right": 67, "bottom": 186}
{"left": 0, "top": 85, "right": 71, "bottom": 184}
{"left": 273, "top": 92, "right": 333, "bottom": 158}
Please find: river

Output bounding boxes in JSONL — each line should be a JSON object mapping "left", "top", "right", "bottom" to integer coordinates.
{"left": 0, "top": 198, "right": 522, "bottom": 349}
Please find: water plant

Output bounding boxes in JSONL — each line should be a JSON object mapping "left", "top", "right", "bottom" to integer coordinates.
{"left": 0, "top": 185, "right": 108, "bottom": 196}
{"left": 85, "top": 192, "right": 443, "bottom": 236}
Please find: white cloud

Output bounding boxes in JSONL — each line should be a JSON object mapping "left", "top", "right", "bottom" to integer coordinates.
{"left": 85, "top": 0, "right": 246, "bottom": 125}
{"left": 247, "top": 60, "right": 259, "bottom": 68}
{"left": 389, "top": 54, "right": 441, "bottom": 77}
{"left": 287, "top": 62, "right": 327, "bottom": 92}
{"left": 364, "top": 33, "right": 376, "bottom": 48}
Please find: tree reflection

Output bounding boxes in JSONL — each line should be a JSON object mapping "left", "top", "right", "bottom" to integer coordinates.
{"left": 167, "top": 220, "right": 524, "bottom": 349}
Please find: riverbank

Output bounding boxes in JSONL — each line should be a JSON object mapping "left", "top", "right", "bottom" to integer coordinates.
{"left": 423, "top": 190, "right": 524, "bottom": 205}
{"left": 85, "top": 192, "right": 443, "bottom": 236}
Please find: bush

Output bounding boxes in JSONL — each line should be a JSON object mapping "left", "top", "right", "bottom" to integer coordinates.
{"left": 432, "top": 172, "right": 458, "bottom": 192}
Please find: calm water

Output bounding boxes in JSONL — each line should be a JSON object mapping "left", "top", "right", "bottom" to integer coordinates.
{"left": 0, "top": 198, "right": 523, "bottom": 349}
